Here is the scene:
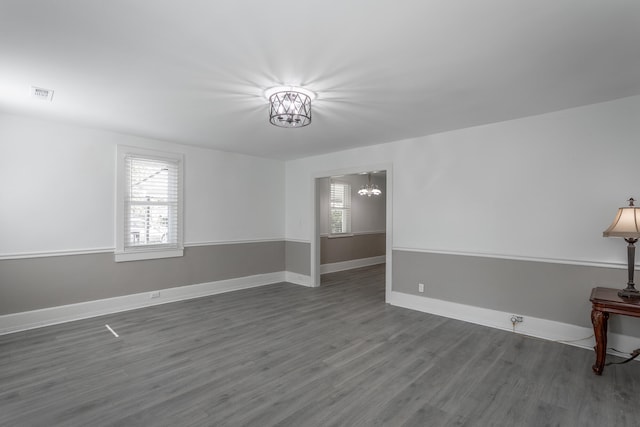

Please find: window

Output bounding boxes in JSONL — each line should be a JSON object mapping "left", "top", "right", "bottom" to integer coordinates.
{"left": 115, "top": 146, "right": 183, "bottom": 262}
{"left": 330, "top": 180, "right": 351, "bottom": 235}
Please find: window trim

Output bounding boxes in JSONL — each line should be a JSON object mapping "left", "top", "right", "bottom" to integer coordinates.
{"left": 115, "top": 146, "right": 184, "bottom": 262}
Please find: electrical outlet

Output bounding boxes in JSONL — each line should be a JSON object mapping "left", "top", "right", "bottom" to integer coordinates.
{"left": 418, "top": 283, "right": 425, "bottom": 293}
{"left": 150, "top": 291, "right": 160, "bottom": 299}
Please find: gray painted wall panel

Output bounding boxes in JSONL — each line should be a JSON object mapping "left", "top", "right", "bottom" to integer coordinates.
{"left": 392, "top": 249, "right": 640, "bottom": 337}
{"left": 0, "top": 242, "right": 284, "bottom": 315}
{"left": 285, "top": 241, "right": 310, "bottom": 275}
{"left": 321, "top": 233, "right": 385, "bottom": 264}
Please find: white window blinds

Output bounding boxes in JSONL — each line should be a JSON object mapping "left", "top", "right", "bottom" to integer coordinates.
{"left": 124, "top": 155, "right": 181, "bottom": 251}
{"left": 116, "top": 146, "right": 183, "bottom": 262}
{"left": 330, "top": 180, "right": 351, "bottom": 234}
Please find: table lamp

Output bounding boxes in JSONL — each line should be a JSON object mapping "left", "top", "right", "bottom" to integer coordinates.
{"left": 603, "top": 198, "right": 640, "bottom": 298}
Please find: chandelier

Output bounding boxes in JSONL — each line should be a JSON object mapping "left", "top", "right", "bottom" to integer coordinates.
{"left": 265, "top": 86, "right": 314, "bottom": 128}
{"left": 358, "top": 173, "right": 382, "bottom": 197}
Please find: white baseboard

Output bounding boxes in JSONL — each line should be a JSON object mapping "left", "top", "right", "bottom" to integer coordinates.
{"left": 320, "top": 255, "right": 385, "bottom": 274}
{"left": 389, "top": 291, "right": 640, "bottom": 357}
{"left": 285, "top": 272, "right": 313, "bottom": 287}
{"left": 0, "top": 272, "right": 288, "bottom": 335}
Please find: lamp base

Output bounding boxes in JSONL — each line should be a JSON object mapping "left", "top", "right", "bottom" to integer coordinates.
{"left": 618, "top": 286, "right": 640, "bottom": 299}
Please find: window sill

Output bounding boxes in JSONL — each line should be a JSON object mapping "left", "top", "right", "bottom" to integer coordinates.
{"left": 327, "top": 233, "right": 354, "bottom": 239}
{"left": 114, "top": 248, "right": 184, "bottom": 262}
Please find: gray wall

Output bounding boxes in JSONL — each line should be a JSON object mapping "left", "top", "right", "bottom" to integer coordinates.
{"left": 285, "top": 241, "right": 311, "bottom": 276}
{"left": 318, "top": 174, "right": 386, "bottom": 235}
{"left": 393, "top": 249, "right": 640, "bottom": 337}
{"left": 0, "top": 241, "right": 284, "bottom": 315}
{"left": 321, "top": 233, "right": 385, "bottom": 264}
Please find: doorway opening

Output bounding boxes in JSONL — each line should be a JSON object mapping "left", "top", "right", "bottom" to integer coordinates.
{"left": 311, "top": 165, "right": 392, "bottom": 302}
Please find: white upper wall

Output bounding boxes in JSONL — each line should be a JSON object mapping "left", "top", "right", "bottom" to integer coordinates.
{"left": 0, "top": 113, "right": 285, "bottom": 256}
{"left": 285, "top": 95, "right": 640, "bottom": 266}
{"left": 3, "top": 94, "right": 638, "bottom": 264}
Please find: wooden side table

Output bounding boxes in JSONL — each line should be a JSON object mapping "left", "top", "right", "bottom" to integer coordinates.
{"left": 590, "top": 287, "right": 640, "bottom": 375}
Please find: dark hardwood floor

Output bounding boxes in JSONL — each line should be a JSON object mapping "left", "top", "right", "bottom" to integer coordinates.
{"left": 2, "top": 264, "right": 640, "bottom": 426}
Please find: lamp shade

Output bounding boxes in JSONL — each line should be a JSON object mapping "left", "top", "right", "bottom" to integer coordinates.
{"left": 603, "top": 200, "right": 640, "bottom": 238}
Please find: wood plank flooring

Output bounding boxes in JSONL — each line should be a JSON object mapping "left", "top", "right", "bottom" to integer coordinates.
{"left": 2, "top": 264, "right": 640, "bottom": 426}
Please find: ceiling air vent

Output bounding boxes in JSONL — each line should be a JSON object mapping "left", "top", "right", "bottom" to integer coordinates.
{"left": 30, "top": 86, "right": 54, "bottom": 102}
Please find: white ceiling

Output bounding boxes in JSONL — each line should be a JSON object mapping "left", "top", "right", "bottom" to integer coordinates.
{"left": 1, "top": 1, "right": 639, "bottom": 160}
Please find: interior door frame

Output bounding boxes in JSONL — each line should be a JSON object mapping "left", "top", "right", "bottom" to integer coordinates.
{"left": 310, "top": 162, "right": 393, "bottom": 302}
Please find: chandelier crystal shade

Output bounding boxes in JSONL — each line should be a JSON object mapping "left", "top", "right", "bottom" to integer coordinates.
{"left": 358, "top": 173, "right": 382, "bottom": 197}
{"left": 267, "top": 87, "right": 312, "bottom": 128}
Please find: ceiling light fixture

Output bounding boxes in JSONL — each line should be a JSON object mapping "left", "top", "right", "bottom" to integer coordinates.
{"left": 358, "top": 173, "right": 382, "bottom": 197}
{"left": 265, "top": 86, "right": 315, "bottom": 128}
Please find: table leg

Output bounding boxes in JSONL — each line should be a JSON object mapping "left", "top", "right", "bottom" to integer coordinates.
{"left": 591, "top": 309, "right": 609, "bottom": 375}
